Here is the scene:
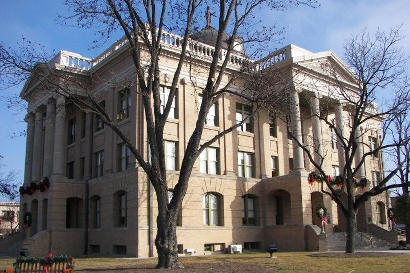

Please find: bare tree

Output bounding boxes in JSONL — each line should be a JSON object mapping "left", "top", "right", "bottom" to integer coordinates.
{"left": 0, "top": 0, "right": 318, "bottom": 268}
{"left": 0, "top": 155, "right": 18, "bottom": 200}
{"left": 389, "top": 98, "right": 410, "bottom": 244}
{"left": 284, "top": 28, "right": 410, "bottom": 253}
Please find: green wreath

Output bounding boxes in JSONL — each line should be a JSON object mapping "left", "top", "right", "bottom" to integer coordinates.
{"left": 315, "top": 205, "right": 327, "bottom": 219}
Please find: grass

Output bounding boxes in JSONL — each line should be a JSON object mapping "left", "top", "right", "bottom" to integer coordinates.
{"left": 1, "top": 252, "right": 409, "bottom": 272}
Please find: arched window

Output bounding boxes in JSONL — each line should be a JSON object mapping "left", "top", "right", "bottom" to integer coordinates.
{"left": 114, "top": 191, "right": 127, "bottom": 227}
{"left": 203, "top": 193, "right": 223, "bottom": 226}
{"left": 90, "top": 195, "right": 101, "bottom": 228}
{"left": 242, "top": 195, "right": 257, "bottom": 225}
{"left": 66, "top": 197, "right": 83, "bottom": 228}
{"left": 377, "top": 202, "right": 386, "bottom": 224}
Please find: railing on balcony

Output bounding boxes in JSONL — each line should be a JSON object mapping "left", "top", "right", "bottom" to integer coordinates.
{"left": 52, "top": 30, "right": 290, "bottom": 73}
{"left": 51, "top": 50, "right": 93, "bottom": 71}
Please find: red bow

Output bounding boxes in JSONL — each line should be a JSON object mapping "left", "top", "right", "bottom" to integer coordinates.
{"left": 321, "top": 216, "right": 328, "bottom": 226}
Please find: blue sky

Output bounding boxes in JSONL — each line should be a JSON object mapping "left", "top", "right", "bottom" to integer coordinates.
{"left": 0, "top": 0, "right": 409, "bottom": 200}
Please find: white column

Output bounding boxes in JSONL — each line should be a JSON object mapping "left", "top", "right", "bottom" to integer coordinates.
{"left": 335, "top": 102, "right": 345, "bottom": 174}
{"left": 310, "top": 94, "right": 323, "bottom": 166}
{"left": 52, "top": 97, "right": 66, "bottom": 176}
{"left": 290, "top": 88, "right": 305, "bottom": 170}
{"left": 24, "top": 113, "right": 35, "bottom": 185}
{"left": 43, "top": 99, "right": 56, "bottom": 177}
{"left": 355, "top": 127, "right": 365, "bottom": 177}
{"left": 31, "top": 109, "right": 44, "bottom": 181}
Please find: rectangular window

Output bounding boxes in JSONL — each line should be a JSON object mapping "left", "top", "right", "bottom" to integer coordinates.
{"left": 120, "top": 193, "right": 127, "bottom": 226}
{"left": 117, "top": 143, "right": 131, "bottom": 172}
{"left": 91, "top": 197, "right": 101, "bottom": 228}
{"left": 95, "top": 150, "right": 104, "bottom": 177}
{"left": 288, "top": 158, "right": 294, "bottom": 172}
{"left": 113, "top": 245, "right": 127, "bottom": 255}
{"left": 269, "top": 114, "right": 277, "bottom": 137}
{"left": 372, "top": 171, "right": 381, "bottom": 188}
{"left": 80, "top": 157, "right": 85, "bottom": 179}
{"left": 117, "top": 89, "right": 131, "bottom": 120}
{"left": 238, "top": 151, "right": 255, "bottom": 178}
{"left": 167, "top": 190, "right": 182, "bottom": 226}
{"left": 89, "top": 245, "right": 100, "bottom": 254}
{"left": 369, "top": 136, "right": 378, "bottom": 157}
{"left": 165, "top": 141, "right": 177, "bottom": 170}
{"left": 68, "top": 118, "right": 76, "bottom": 144}
{"left": 95, "top": 101, "right": 105, "bottom": 132}
{"left": 332, "top": 165, "right": 340, "bottom": 177}
{"left": 242, "top": 195, "right": 256, "bottom": 225}
{"left": 271, "top": 156, "right": 279, "bottom": 177}
{"left": 198, "top": 96, "right": 218, "bottom": 126}
{"left": 81, "top": 112, "right": 86, "bottom": 138}
{"left": 330, "top": 128, "right": 337, "bottom": 150}
{"left": 200, "top": 147, "right": 219, "bottom": 175}
{"left": 236, "top": 103, "right": 253, "bottom": 133}
{"left": 160, "top": 86, "right": 177, "bottom": 119}
{"left": 66, "top": 161, "right": 74, "bottom": 179}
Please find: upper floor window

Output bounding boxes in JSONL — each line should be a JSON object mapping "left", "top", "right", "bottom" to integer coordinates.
{"left": 332, "top": 165, "right": 339, "bottom": 177}
{"left": 198, "top": 96, "right": 218, "bottom": 126}
{"left": 68, "top": 118, "right": 76, "bottom": 145}
{"left": 242, "top": 195, "right": 257, "bottom": 225}
{"left": 269, "top": 114, "right": 277, "bottom": 137}
{"left": 117, "top": 143, "right": 131, "bottom": 172}
{"left": 95, "top": 101, "right": 105, "bottom": 132}
{"left": 160, "top": 86, "right": 177, "bottom": 119}
{"left": 114, "top": 191, "right": 127, "bottom": 227}
{"left": 236, "top": 103, "right": 253, "bottom": 133}
{"left": 95, "top": 150, "right": 104, "bottom": 177}
{"left": 200, "top": 147, "right": 219, "bottom": 175}
{"left": 330, "top": 128, "right": 337, "bottom": 150}
{"left": 369, "top": 136, "right": 378, "bottom": 157}
{"left": 238, "top": 151, "right": 255, "bottom": 178}
{"left": 165, "top": 141, "right": 177, "bottom": 170}
{"left": 288, "top": 158, "right": 294, "bottom": 172}
{"left": 203, "top": 192, "right": 223, "bottom": 226}
{"left": 66, "top": 161, "right": 74, "bottom": 179}
{"left": 117, "top": 89, "right": 131, "bottom": 120}
{"left": 372, "top": 171, "right": 381, "bottom": 188}
{"left": 81, "top": 112, "right": 86, "bottom": 138}
{"left": 271, "top": 156, "right": 279, "bottom": 177}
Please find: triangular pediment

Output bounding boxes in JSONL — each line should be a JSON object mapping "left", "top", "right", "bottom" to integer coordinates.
{"left": 295, "top": 53, "right": 359, "bottom": 87}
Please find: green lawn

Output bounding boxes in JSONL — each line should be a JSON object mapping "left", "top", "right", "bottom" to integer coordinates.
{"left": 1, "top": 252, "right": 409, "bottom": 272}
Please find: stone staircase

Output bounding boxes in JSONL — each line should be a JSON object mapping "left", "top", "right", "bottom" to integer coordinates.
{"left": 327, "top": 232, "right": 395, "bottom": 251}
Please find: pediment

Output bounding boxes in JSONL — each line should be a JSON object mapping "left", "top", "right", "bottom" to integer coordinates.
{"left": 296, "top": 54, "right": 359, "bottom": 87}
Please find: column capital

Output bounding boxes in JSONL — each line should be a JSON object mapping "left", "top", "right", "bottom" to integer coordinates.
{"left": 47, "top": 97, "right": 56, "bottom": 106}
{"left": 24, "top": 112, "right": 35, "bottom": 123}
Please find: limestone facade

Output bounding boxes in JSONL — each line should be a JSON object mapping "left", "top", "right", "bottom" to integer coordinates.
{"left": 19, "top": 32, "right": 391, "bottom": 257}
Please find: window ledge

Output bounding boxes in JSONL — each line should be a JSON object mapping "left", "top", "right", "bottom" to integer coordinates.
{"left": 204, "top": 125, "right": 220, "bottom": 131}
{"left": 93, "top": 129, "right": 104, "bottom": 137}
{"left": 166, "top": 118, "right": 179, "bottom": 124}
{"left": 269, "top": 136, "right": 278, "bottom": 140}
{"left": 67, "top": 143, "right": 75, "bottom": 148}
{"left": 117, "top": 117, "right": 130, "bottom": 126}
{"left": 237, "top": 177, "right": 259, "bottom": 182}
{"left": 238, "top": 131, "right": 254, "bottom": 137}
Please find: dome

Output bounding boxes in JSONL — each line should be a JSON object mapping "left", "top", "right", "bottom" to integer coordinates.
{"left": 191, "top": 26, "right": 230, "bottom": 50}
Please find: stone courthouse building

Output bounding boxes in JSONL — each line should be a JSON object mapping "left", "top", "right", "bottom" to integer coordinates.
{"left": 17, "top": 26, "right": 393, "bottom": 257}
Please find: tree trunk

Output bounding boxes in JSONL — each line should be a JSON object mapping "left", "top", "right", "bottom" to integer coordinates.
{"left": 155, "top": 209, "right": 181, "bottom": 269}
{"left": 345, "top": 211, "right": 357, "bottom": 253}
